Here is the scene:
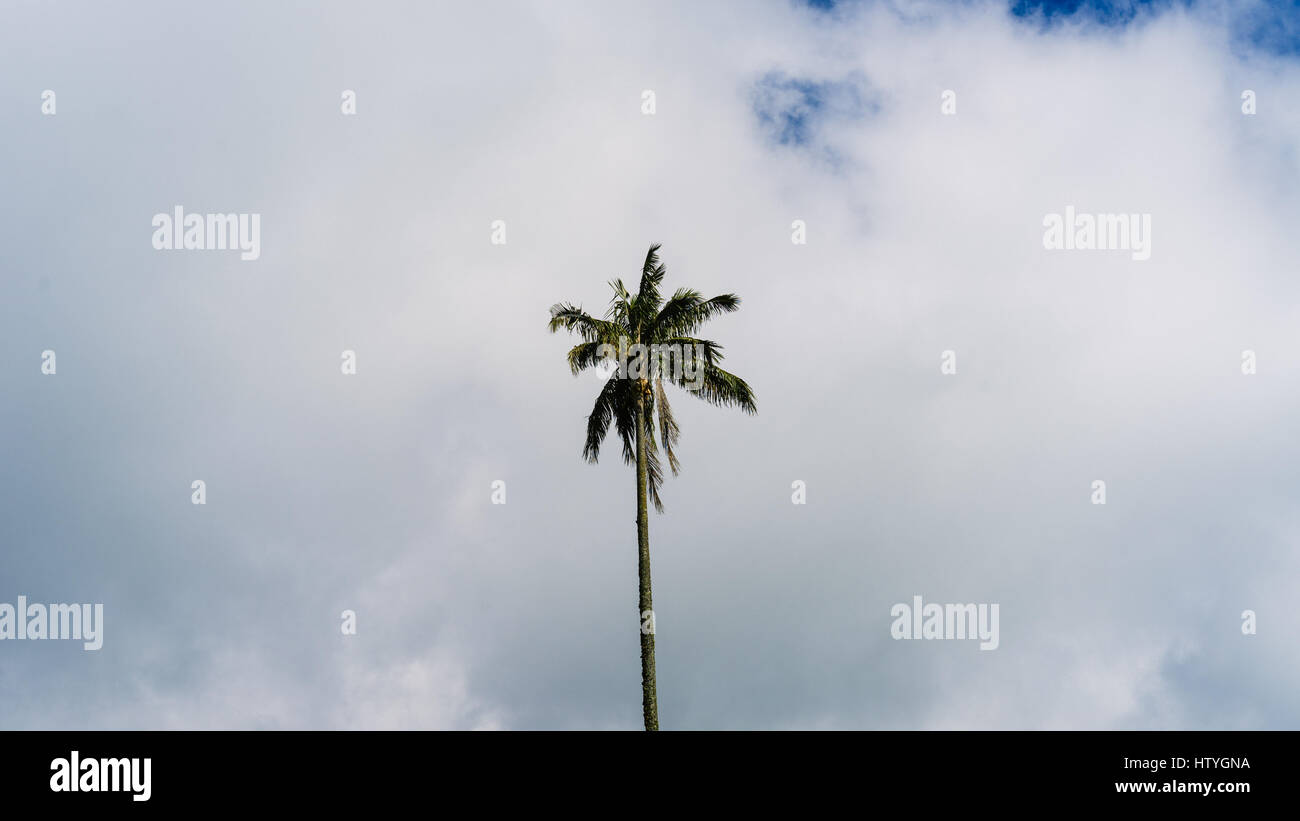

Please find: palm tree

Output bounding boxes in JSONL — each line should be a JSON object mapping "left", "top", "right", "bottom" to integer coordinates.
{"left": 548, "top": 243, "right": 756, "bottom": 730}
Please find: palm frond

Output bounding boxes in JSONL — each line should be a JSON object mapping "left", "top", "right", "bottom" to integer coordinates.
{"left": 639, "top": 392, "right": 666, "bottom": 512}
{"left": 657, "top": 336, "right": 726, "bottom": 366}
{"left": 583, "top": 375, "right": 626, "bottom": 462}
{"left": 614, "top": 386, "right": 638, "bottom": 465}
{"left": 634, "top": 243, "right": 667, "bottom": 332}
{"left": 654, "top": 377, "right": 681, "bottom": 475}
{"left": 606, "top": 279, "right": 633, "bottom": 331}
{"left": 669, "top": 362, "right": 757, "bottom": 414}
{"left": 566, "top": 341, "right": 616, "bottom": 377}
{"left": 651, "top": 290, "right": 741, "bottom": 339}
{"left": 548, "top": 303, "right": 625, "bottom": 343}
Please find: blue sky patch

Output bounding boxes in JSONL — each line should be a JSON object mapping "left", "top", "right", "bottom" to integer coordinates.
{"left": 801, "top": 0, "right": 1300, "bottom": 57}
{"left": 751, "top": 70, "right": 878, "bottom": 149}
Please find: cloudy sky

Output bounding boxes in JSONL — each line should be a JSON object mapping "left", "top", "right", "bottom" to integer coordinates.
{"left": 1, "top": 0, "right": 1298, "bottom": 730}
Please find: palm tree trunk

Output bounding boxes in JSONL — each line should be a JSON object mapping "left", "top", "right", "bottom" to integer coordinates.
{"left": 634, "top": 388, "right": 659, "bottom": 731}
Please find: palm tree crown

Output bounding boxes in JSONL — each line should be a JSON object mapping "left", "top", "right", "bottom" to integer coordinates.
{"left": 548, "top": 243, "right": 757, "bottom": 510}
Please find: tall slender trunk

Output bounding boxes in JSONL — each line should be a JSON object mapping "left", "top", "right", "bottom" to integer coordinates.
{"left": 635, "top": 385, "right": 659, "bottom": 731}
